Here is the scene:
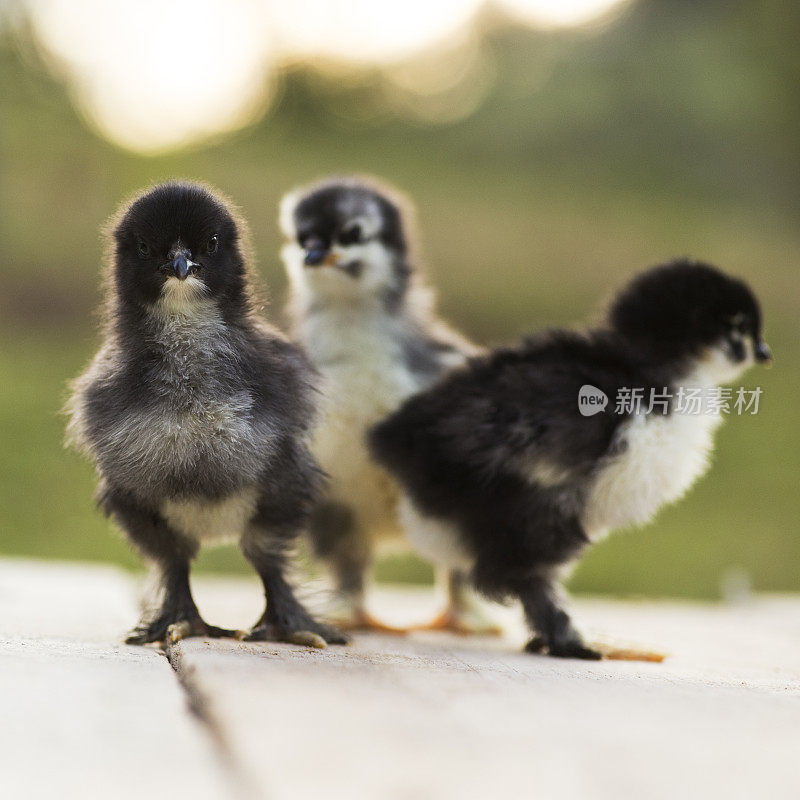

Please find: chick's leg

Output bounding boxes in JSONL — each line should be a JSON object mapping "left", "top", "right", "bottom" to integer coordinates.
{"left": 520, "top": 577, "right": 600, "bottom": 660}
{"left": 243, "top": 554, "right": 348, "bottom": 647}
{"left": 128, "top": 562, "right": 242, "bottom": 645}
{"left": 412, "top": 570, "right": 502, "bottom": 636}
{"left": 102, "top": 489, "right": 239, "bottom": 645}
{"left": 327, "top": 556, "right": 410, "bottom": 634}
{"left": 310, "top": 501, "right": 406, "bottom": 634}
{"left": 241, "top": 516, "right": 347, "bottom": 647}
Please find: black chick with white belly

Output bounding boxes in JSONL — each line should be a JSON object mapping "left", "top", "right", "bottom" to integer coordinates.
{"left": 370, "top": 261, "right": 771, "bottom": 659}
{"left": 67, "top": 181, "right": 345, "bottom": 647}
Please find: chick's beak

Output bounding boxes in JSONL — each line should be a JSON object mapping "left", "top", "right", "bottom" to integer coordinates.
{"left": 754, "top": 337, "right": 773, "bottom": 365}
{"left": 303, "top": 237, "right": 328, "bottom": 267}
{"left": 170, "top": 249, "right": 194, "bottom": 281}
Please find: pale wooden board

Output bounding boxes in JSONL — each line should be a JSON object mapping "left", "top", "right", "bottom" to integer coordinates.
{"left": 4, "top": 560, "right": 799, "bottom": 800}
{"left": 178, "top": 577, "right": 800, "bottom": 800}
{"left": 0, "top": 560, "right": 232, "bottom": 800}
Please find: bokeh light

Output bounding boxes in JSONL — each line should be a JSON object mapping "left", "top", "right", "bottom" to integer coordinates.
{"left": 268, "top": 0, "right": 482, "bottom": 64}
{"left": 26, "top": 0, "right": 627, "bottom": 153}
{"left": 500, "top": 0, "right": 628, "bottom": 27}
{"left": 32, "top": 0, "right": 274, "bottom": 152}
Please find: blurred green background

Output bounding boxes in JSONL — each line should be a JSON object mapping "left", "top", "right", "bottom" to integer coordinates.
{"left": 1, "top": 0, "right": 797, "bottom": 598}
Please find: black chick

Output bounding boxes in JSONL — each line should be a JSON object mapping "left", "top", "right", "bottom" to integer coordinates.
{"left": 66, "top": 181, "right": 345, "bottom": 647}
{"left": 370, "top": 260, "right": 771, "bottom": 659}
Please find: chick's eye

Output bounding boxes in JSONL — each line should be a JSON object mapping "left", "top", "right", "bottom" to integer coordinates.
{"left": 339, "top": 225, "right": 362, "bottom": 246}
{"left": 205, "top": 235, "right": 219, "bottom": 255}
{"left": 731, "top": 316, "right": 748, "bottom": 335}
{"left": 136, "top": 239, "right": 150, "bottom": 258}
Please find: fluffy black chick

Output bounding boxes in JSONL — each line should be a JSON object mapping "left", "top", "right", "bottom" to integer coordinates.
{"left": 370, "top": 260, "right": 771, "bottom": 659}
{"left": 67, "top": 181, "right": 345, "bottom": 647}
{"left": 280, "top": 177, "right": 496, "bottom": 634}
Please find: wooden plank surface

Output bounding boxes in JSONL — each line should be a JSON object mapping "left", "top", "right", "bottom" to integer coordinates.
{"left": 179, "top": 577, "right": 800, "bottom": 800}
{"left": 2, "top": 560, "right": 799, "bottom": 800}
{"left": 0, "top": 560, "right": 232, "bottom": 800}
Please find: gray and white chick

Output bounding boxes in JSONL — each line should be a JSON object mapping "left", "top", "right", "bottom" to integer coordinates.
{"left": 67, "top": 181, "right": 345, "bottom": 647}
{"left": 280, "top": 176, "right": 498, "bottom": 634}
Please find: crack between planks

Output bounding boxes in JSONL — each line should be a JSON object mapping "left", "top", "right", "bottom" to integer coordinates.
{"left": 163, "top": 642, "right": 263, "bottom": 800}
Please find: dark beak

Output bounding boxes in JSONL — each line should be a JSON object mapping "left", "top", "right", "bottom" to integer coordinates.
{"left": 303, "top": 237, "right": 328, "bottom": 267}
{"left": 172, "top": 251, "right": 191, "bottom": 281}
{"left": 754, "top": 337, "right": 772, "bottom": 365}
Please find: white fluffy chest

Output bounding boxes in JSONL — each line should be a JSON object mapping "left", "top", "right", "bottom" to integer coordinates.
{"left": 398, "top": 496, "right": 473, "bottom": 570}
{"left": 302, "top": 311, "right": 424, "bottom": 525}
{"left": 582, "top": 410, "right": 722, "bottom": 539}
{"left": 304, "top": 310, "right": 422, "bottom": 420}
{"left": 161, "top": 487, "right": 259, "bottom": 545}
